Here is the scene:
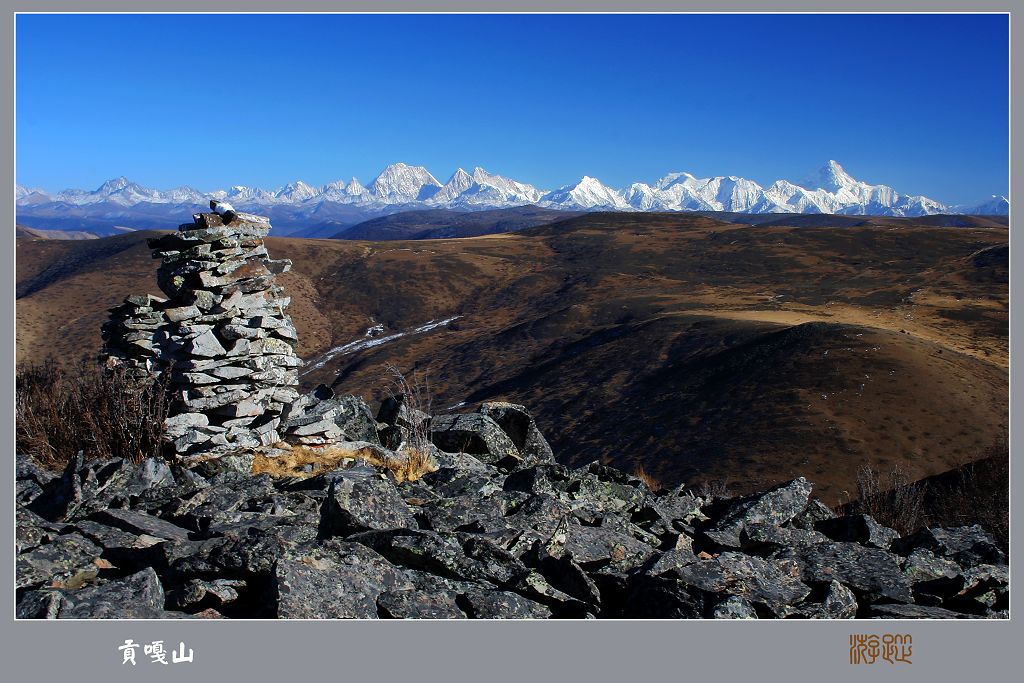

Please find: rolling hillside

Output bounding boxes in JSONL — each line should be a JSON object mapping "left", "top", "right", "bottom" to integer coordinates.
{"left": 16, "top": 212, "right": 1008, "bottom": 503}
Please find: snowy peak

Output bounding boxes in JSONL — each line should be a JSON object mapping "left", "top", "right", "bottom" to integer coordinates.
{"left": 808, "top": 160, "right": 858, "bottom": 192}
{"left": 369, "top": 162, "right": 442, "bottom": 203}
{"left": 953, "top": 195, "right": 1010, "bottom": 215}
{"left": 16, "top": 160, "right": 1007, "bottom": 217}
{"left": 276, "top": 180, "right": 320, "bottom": 202}
{"left": 542, "top": 176, "right": 630, "bottom": 210}
{"left": 432, "top": 168, "right": 476, "bottom": 203}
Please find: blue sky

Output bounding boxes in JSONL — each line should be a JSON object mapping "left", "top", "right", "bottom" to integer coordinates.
{"left": 16, "top": 13, "right": 1009, "bottom": 204}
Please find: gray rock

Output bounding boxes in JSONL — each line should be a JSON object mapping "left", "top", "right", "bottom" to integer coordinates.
{"left": 554, "top": 521, "right": 658, "bottom": 571}
{"left": 431, "top": 413, "right": 521, "bottom": 467}
{"left": 868, "top": 603, "right": 979, "bottom": 619}
{"left": 538, "top": 554, "right": 601, "bottom": 607}
{"left": 656, "top": 551, "right": 811, "bottom": 616}
{"left": 349, "top": 528, "right": 528, "bottom": 587}
{"left": 16, "top": 532, "right": 102, "bottom": 590}
{"left": 28, "top": 451, "right": 85, "bottom": 522}
{"left": 90, "top": 509, "right": 192, "bottom": 542}
{"left": 458, "top": 588, "right": 553, "bottom": 619}
{"left": 477, "top": 402, "right": 554, "bottom": 467}
{"left": 567, "top": 477, "right": 646, "bottom": 515}
{"left": 319, "top": 471, "right": 416, "bottom": 537}
{"left": 165, "top": 412, "right": 210, "bottom": 437}
{"left": 16, "top": 452, "right": 57, "bottom": 487}
{"left": 503, "top": 463, "right": 572, "bottom": 496}
{"left": 793, "top": 580, "right": 859, "bottom": 619}
{"left": 710, "top": 595, "right": 758, "bottom": 619}
{"left": 16, "top": 506, "right": 65, "bottom": 554}
{"left": 903, "top": 548, "right": 962, "bottom": 585}
{"left": 56, "top": 567, "right": 167, "bottom": 619}
{"left": 509, "top": 571, "right": 595, "bottom": 618}
{"left": 69, "top": 520, "right": 162, "bottom": 569}
{"left": 895, "top": 525, "right": 1006, "bottom": 566}
{"left": 273, "top": 540, "right": 413, "bottom": 618}
{"left": 16, "top": 590, "right": 68, "bottom": 619}
{"left": 780, "top": 541, "right": 913, "bottom": 603}
{"left": 415, "top": 494, "right": 518, "bottom": 533}
{"left": 703, "top": 477, "right": 813, "bottom": 548}
{"left": 377, "top": 589, "right": 466, "bottom": 619}
{"left": 186, "top": 329, "right": 228, "bottom": 357}
{"left": 191, "top": 453, "right": 255, "bottom": 478}
{"left": 740, "top": 522, "right": 830, "bottom": 553}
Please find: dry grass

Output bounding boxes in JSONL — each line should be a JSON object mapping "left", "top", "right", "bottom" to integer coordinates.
{"left": 633, "top": 463, "right": 664, "bottom": 492}
{"left": 16, "top": 359, "right": 170, "bottom": 470}
{"left": 251, "top": 443, "right": 437, "bottom": 483}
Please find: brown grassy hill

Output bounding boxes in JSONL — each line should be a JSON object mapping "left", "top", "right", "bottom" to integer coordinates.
{"left": 16, "top": 213, "right": 1008, "bottom": 503}
{"left": 16, "top": 225, "right": 100, "bottom": 240}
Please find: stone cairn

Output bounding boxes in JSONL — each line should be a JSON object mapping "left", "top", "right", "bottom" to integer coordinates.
{"left": 103, "top": 210, "right": 303, "bottom": 458}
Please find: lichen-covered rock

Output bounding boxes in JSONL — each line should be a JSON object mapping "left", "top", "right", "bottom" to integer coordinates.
{"left": 16, "top": 533, "right": 104, "bottom": 591}
{"left": 867, "top": 603, "right": 980, "bottom": 619}
{"left": 458, "top": 588, "right": 553, "bottom": 619}
{"left": 319, "top": 471, "right": 416, "bottom": 537}
{"left": 703, "top": 478, "right": 813, "bottom": 548}
{"left": 477, "top": 402, "right": 554, "bottom": 467}
{"left": 377, "top": 589, "right": 465, "bottom": 619}
{"left": 894, "top": 525, "right": 1006, "bottom": 567}
{"left": 778, "top": 541, "right": 913, "bottom": 603}
{"left": 710, "top": 595, "right": 758, "bottom": 619}
{"left": 653, "top": 551, "right": 811, "bottom": 617}
{"left": 54, "top": 567, "right": 167, "bottom": 619}
{"left": 431, "top": 413, "right": 521, "bottom": 467}
{"left": 273, "top": 540, "right": 412, "bottom": 619}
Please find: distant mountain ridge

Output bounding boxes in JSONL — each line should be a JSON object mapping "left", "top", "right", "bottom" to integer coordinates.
{"left": 16, "top": 160, "right": 1008, "bottom": 235}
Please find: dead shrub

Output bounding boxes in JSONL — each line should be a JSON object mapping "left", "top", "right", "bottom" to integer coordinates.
{"left": 382, "top": 363, "right": 433, "bottom": 455}
{"left": 849, "top": 463, "right": 927, "bottom": 536}
{"left": 15, "top": 359, "right": 170, "bottom": 470}
{"left": 924, "top": 439, "right": 1008, "bottom": 551}
{"left": 696, "top": 478, "right": 733, "bottom": 501}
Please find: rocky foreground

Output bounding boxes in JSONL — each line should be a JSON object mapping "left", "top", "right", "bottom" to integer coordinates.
{"left": 15, "top": 397, "right": 1008, "bottom": 619}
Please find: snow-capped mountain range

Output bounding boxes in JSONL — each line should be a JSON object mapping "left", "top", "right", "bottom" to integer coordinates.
{"left": 15, "top": 160, "right": 1008, "bottom": 234}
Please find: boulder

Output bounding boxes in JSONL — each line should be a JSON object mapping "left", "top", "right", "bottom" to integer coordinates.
{"left": 791, "top": 580, "right": 858, "bottom": 619}
{"left": 89, "top": 508, "right": 192, "bottom": 542}
{"left": 458, "top": 588, "right": 553, "bottom": 619}
{"left": 894, "top": 525, "right": 1006, "bottom": 566}
{"left": 430, "top": 413, "right": 521, "bottom": 467}
{"left": 651, "top": 551, "right": 811, "bottom": 616}
{"left": 16, "top": 533, "right": 103, "bottom": 590}
{"left": 779, "top": 541, "right": 913, "bottom": 603}
{"left": 273, "top": 540, "right": 412, "bottom": 619}
{"left": 377, "top": 589, "right": 465, "bottom": 619}
{"left": 477, "top": 402, "right": 554, "bottom": 466}
{"left": 710, "top": 595, "right": 758, "bottom": 619}
{"left": 703, "top": 477, "right": 813, "bottom": 548}
{"left": 318, "top": 471, "right": 416, "bottom": 537}
{"left": 56, "top": 567, "right": 167, "bottom": 619}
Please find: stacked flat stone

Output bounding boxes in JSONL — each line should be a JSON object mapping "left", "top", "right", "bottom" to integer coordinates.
{"left": 100, "top": 294, "right": 168, "bottom": 380}
{"left": 144, "top": 211, "right": 302, "bottom": 455}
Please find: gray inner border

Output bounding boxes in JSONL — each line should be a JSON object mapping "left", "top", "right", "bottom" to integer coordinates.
{"left": 1, "top": 2, "right": 1019, "bottom": 681}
